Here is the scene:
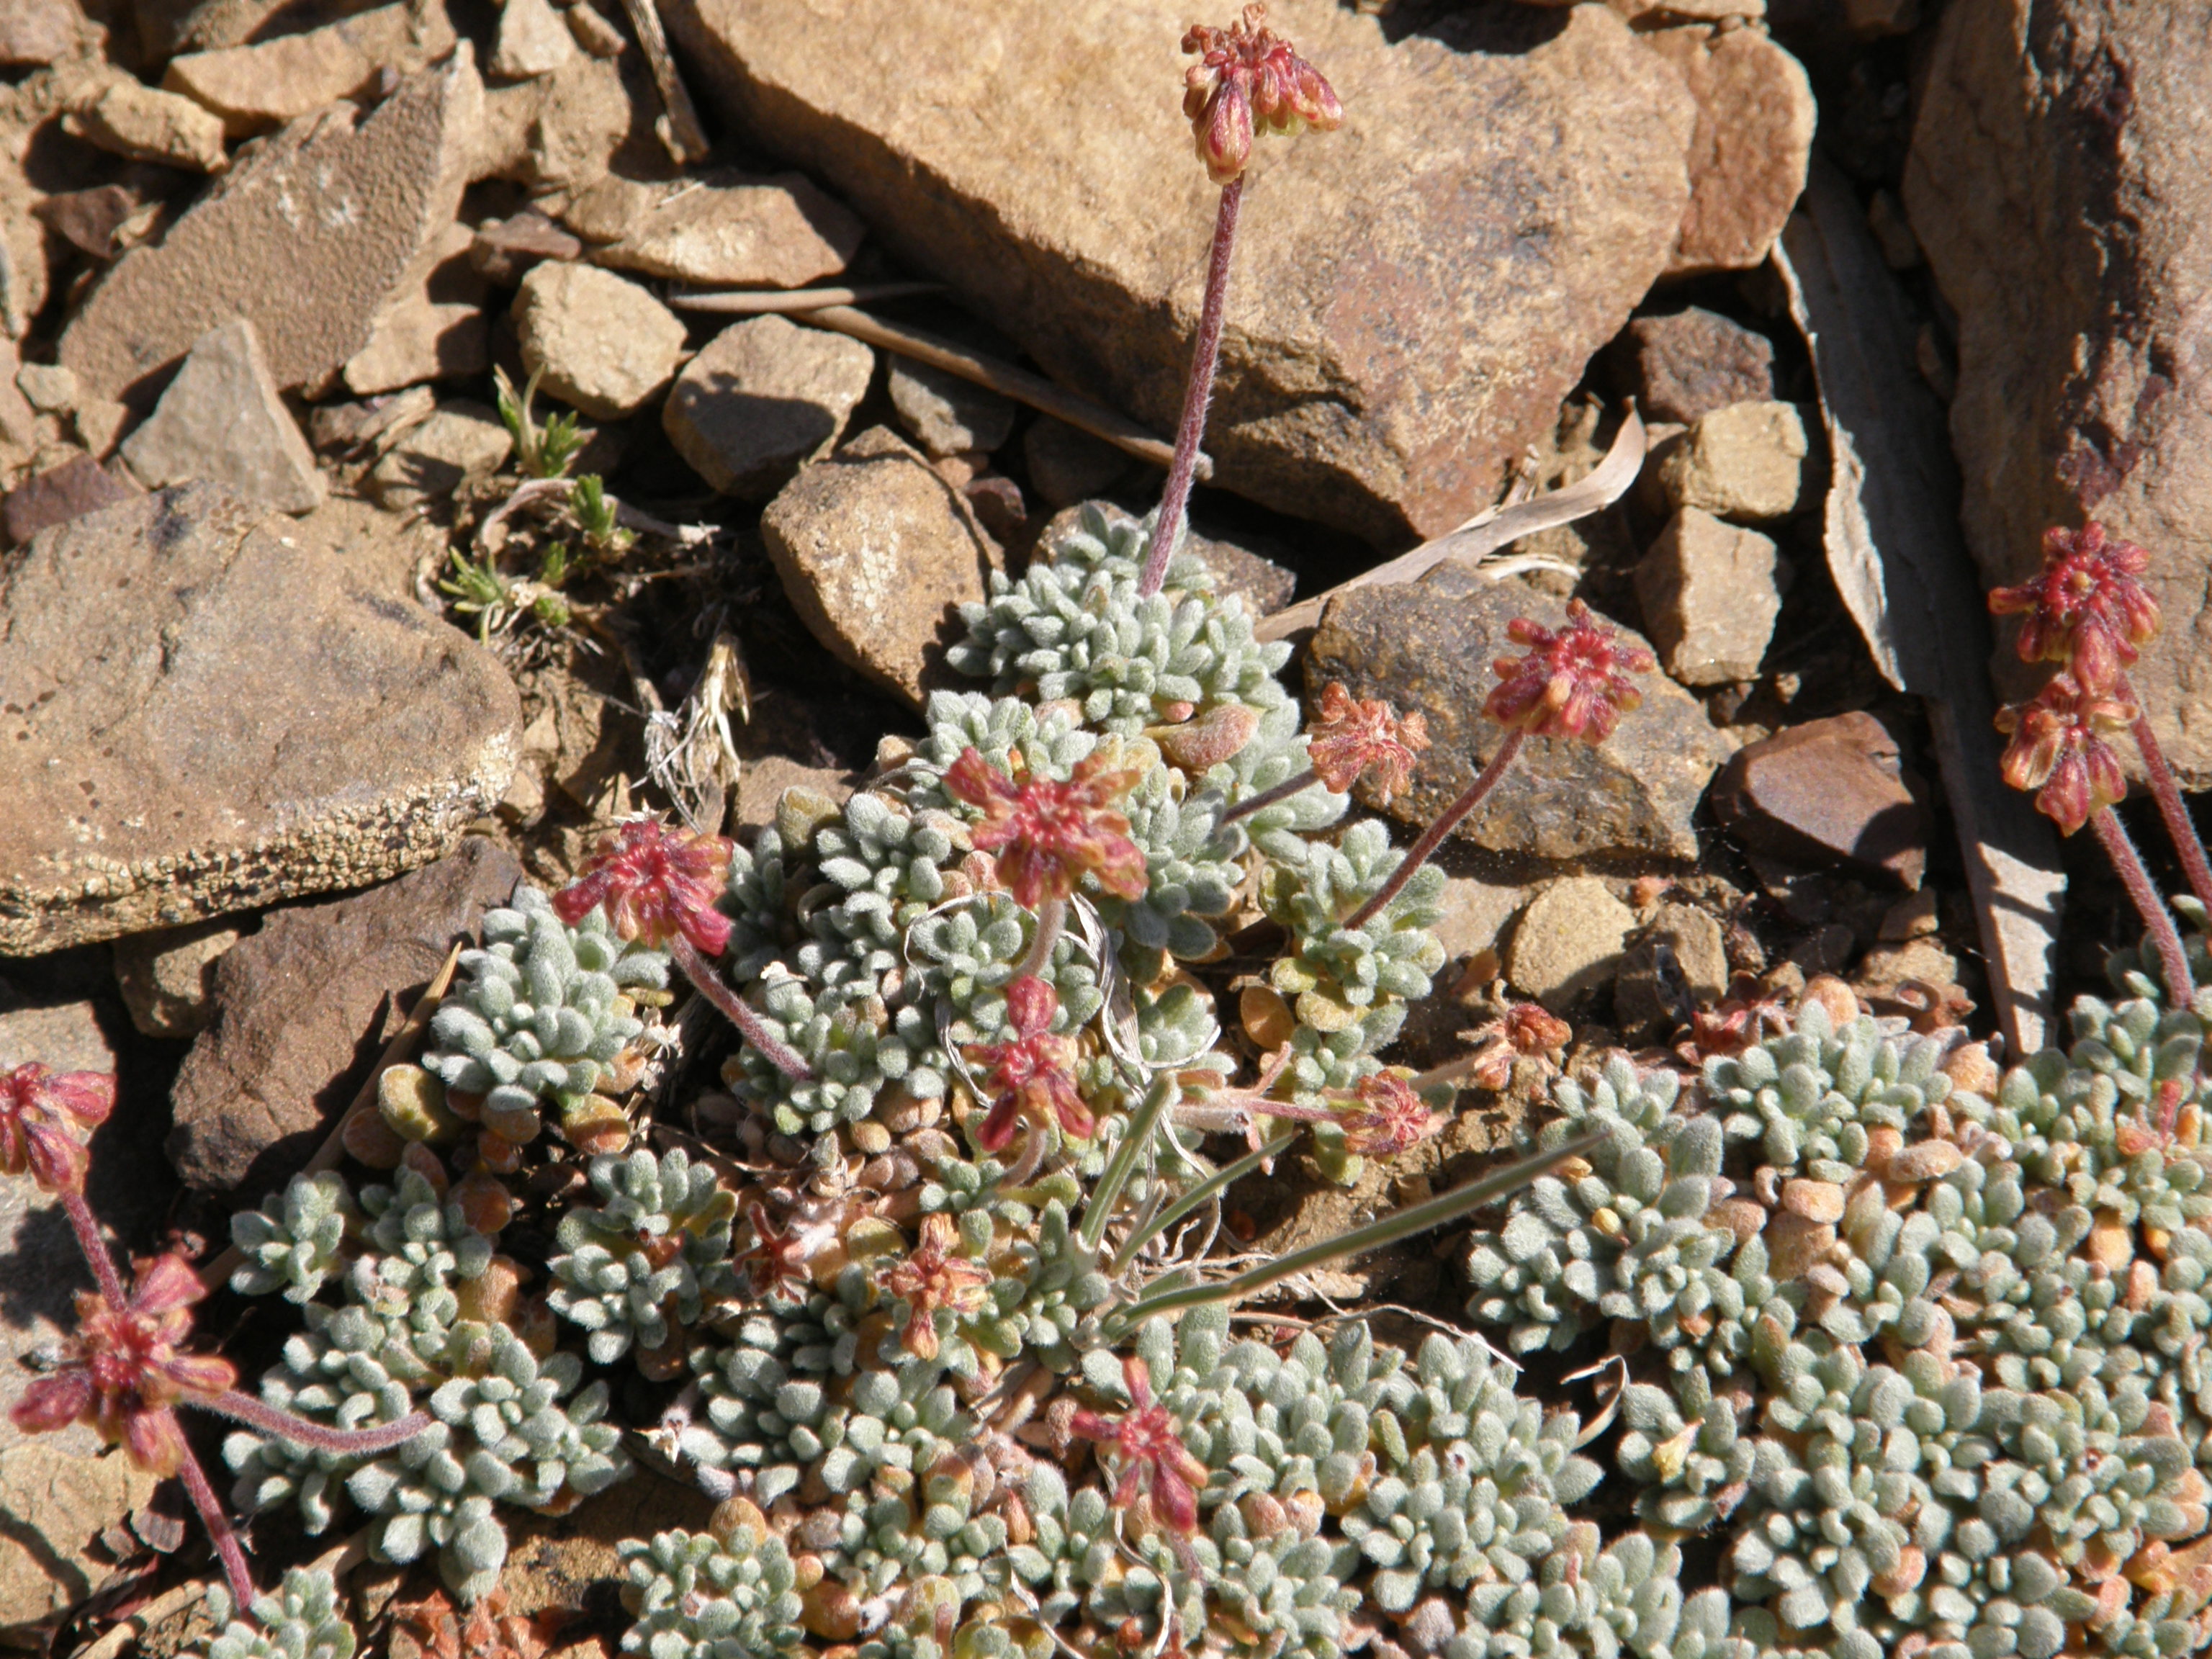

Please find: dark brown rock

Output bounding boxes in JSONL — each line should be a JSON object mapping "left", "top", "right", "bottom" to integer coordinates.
{"left": 1904, "top": 0, "right": 2212, "bottom": 781}
{"left": 0, "top": 485, "right": 520, "bottom": 952}
{"left": 1305, "top": 568, "right": 1730, "bottom": 860}
{"left": 59, "top": 49, "right": 482, "bottom": 405}
{"left": 470, "top": 208, "right": 584, "bottom": 284}
{"left": 1, "top": 454, "right": 138, "bottom": 548}
{"left": 662, "top": 0, "right": 1698, "bottom": 540}
{"left": 1712, "top": 711, "right": 1926, "bottom": 889}
{"left": 1622, "top": 307, "right": 1776, "bottom": 424}
{"left": 167, "top": 836, "right": 523, "bottom": 1190}
{"left": 32, "top": 184, "right": 139, "bottom": 260}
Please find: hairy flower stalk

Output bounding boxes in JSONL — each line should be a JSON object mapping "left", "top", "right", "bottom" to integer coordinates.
{"left": 1991, "top": 521, "right": 2212, "bottom": 910}
{"left": 1137, "top": 5, "right": 1340, "bottom": 597}
{"left": 1220, "top": 681, "right": 1429, "bottom": 822}
{"left": 1998, "top": 673, "right": 2194, "bottom": 1004}
{"left": 554, "top": 818, "right": 811, "bottom": 1079}
{"left": 1346, "top": 603, "right": 1652, "bottom": 930}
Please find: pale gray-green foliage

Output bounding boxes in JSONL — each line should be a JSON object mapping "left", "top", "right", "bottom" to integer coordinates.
{"left": 1618, "top": 1369, "right": 1753, "bottom": 1532}
{"left": 230, "top": 1169, "right": 351, "bottom": 1303}
{"left": 1705, "top": 1003, "right": 1952, "bottom": 1182}
{"left": 619, "top": 1526, "right": 808, "bottom": 1659}
{"left": 421, "top": 883, "right": 668, "bottom": 1126}
{"left": 1270, "top": 818, "right": 1447, "bottom": 1015}
{"left": 191, "top": 1568, "right": 354, "bottom": 1659}
{"left": 549, "top": 1146, "right": 738, "bottom": 1363}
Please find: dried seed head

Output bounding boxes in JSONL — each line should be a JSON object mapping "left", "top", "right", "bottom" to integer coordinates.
{"left": 1988, "top": 521, "right": 2160, "bottom": 694}
{"left": 1305, "top": 681, "right": 1430, "bottom": 802}
{"left": 1181, "top": 3, "right": 1341, "bottom": 185}
{"left": 1995, "top": 672, "right": 2136, "bottom": 835}
{"left": 0, "top": 1063, "right": 114, "bottom": 1195}
{"left": 1484, "top": 600, "right": 1654, "bottom": 745}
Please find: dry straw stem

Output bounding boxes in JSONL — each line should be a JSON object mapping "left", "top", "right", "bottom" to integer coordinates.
{"left": 669, "top": 282, "right": 943, "bottom": 316}
{"left": 1254, "top": 408, "right": 1647, "bottom": 642}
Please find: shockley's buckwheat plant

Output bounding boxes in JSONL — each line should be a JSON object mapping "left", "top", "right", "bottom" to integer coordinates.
{"left": 12, "top": 11, "right": 2212, "bottom": 1659}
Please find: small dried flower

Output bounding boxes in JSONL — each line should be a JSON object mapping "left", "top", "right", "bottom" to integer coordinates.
{"left": 1465, "top": 1003, "right": 1574, "bottom": 1091}
{"left": 1333, "top": 1071, "right": 1442, "bottom": 1158}
{"left": 1305, "top": 682, "right": 1430, "bottom": 802}
{"left": 1182, "top": 3, "right": 1342, "bottom": 185}
{"left": 878, "top": 1214, "right": 994, "bottom": 1362}
{"left": 1069, "top": 1355, "right": 1210, "bottom": 1534}
{"left": 941, "top": 748, "right": 1148, "bottom": 909}
{"left": 553, "top": 819, "right": 733, "bottom": 956}
{"left": 733, "top": 1202, "right": 814, "bottom": 1303}
{"left": 963, "top": 976, "right": 1094, "bottom": 1153}
{"left": 1485, "top": 600, "right": 1655, "bottom": 745}
{"left": 1995, "top": 672, "right": 2135, "bottom": 835}
{"left": 11, "top": 1252, "right": 235, "bottom": 1475}
{"left": 1988, "top": 522, "right": 2162, "bottom": 693}
{"left": 0, "top": 1063, "right": 114, "bottom": 1195}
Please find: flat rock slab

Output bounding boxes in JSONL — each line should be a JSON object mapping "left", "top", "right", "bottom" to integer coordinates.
{"left": 0, "top": 483, "right": 520, "bottom": 953}
{"left": 1305, "top": 567, "right": 1730, "bottom": 861}
{"left": 163, "top": 0, "right": 457, "bottom": 135}
{"left": 1905, "top": 0, "right": 2212, "bottom": 781}
{"left": 168, "top": 835, "right": 523, "bottom": 1191}
{"left": 0, "top": 1446, "right": 161, "bottom": 1635}
{"left": 664, "top": 0, "right": 1697, "bottom": 540}
{"left": 761, "top": 426, "right": 1002, "bottom": 708}
{"left": 60, "top": 49, "right": 481, "bottom": 405}
{"left": 595, "top": 171, "right": 864, "bottom": 288}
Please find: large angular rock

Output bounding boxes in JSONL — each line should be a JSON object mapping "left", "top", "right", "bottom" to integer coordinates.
{"left": 594, "top": 172, "right": 864, "bottom": 288}
{"left": 1905, "top": 0, "right": 2212, "bottom": 780}
{"left": 1712, "top": 711, "right": 1927, "bottom": 889}
{"left": 761, "top": 426, "right": 1002, "bottom": 707}
{"left": 64, "top": 76, "right": 230, "bottom": 174}
{"left": 118, "top": 317, "right": 325, "bottom": 513}
{"left": 168, "top": 836, "right": 523, "bottom": 1190}
{"left": 1305, "top": 567, "right": 1731, "bottom": 860}
{"left": 60, "top": 48, "right": 482, "bottom": 405}
{"left": 0, "top": 485, "right": 519, "bottom": 952}
{"left": 1641, "top": 23, "right": 1815, "bottom": 275}
{"left": 662, "top": 0, "right": 1699, "bottom": 540}
{"left": 163, "top": 0, "right": 458, "bottom": 135}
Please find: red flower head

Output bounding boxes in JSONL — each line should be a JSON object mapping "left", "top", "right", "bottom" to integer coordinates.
{"left": 0, "top": 1064, "right": 114, "bottom": 1195}
{"left": 963, "top": 976, "right": 1094, "bottom": 1154}
{"left": 1182, "top": 3, "right": 1342, "bottom": 186}
{"left": 941, "top": 748, "right": 1148, "bottom": 910}
{"left": 553, "top": 819, "right": 733, "bottom": 956}
{"left": 1069, "top": 1355, "right": 1210, "bottom": 1534}
{"left": 1334, "top": 1071, "right": 1442, "bottom": 1159}
{"left": 11, "top": 1252, "right": 236, "bottom": 1475}
{"left": 877, "top": 1215, "right": 995, "bottom": 1362}
{"left": 1995, "top": 672, "right": 2135, "bottom": 836}
{"left": 1485, "top": 601, "right": 1655, "bottom": 745}
{"left": 1988, "top": 523, "right": 2162, "bottom": 694}
{"left": 1306, "top": 682, "right": 1430, "bottom": 804}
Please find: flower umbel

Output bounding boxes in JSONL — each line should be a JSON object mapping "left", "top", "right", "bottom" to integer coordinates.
{"left": 1069, "top": 1355, "right": 1209, "bottom": 1534}
{"left": 1332, "top": 1071, "right": 1442, "bottom": 1159}
{"left": 941, "top": 748, "right": 1148, "bottom": 909}
{"left": 1485, "top": 600, "right": 1655, "bottom": 745}
{"left": 1995, "top": 671, "right": 2135, "bottom": 835}
{"left": 553, "top": 818, "right": 733, "bottom": 956}
{"left": 1182, "top": 3, "right": 1342, "bottom": 185}
{"left": 0, "top": 1063, "right": 114, "bottom": 1195}
{"left": 878, "top": 1214, "right": 994, "bottom": 1362}
{"left": 10, "top": 1251, "right": 235, "bottom": 1475}
{"left": 1305, "top": 681, "right": 1430, "bottom": 802}
{"left": 963, "top": 975, "right": 1094, "bottom": 1153}
{"left": 1988, "top": 521, "right": 2162, "bottom": 693}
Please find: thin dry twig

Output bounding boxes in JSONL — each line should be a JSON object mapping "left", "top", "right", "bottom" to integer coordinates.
{"left": 669, "top": 282, "right": 943, "bottom": 316}
{"left": 614, "top": 0, "right": 708, "bottom": 163}
{"left": 1254, "top": 406, "right": 1647, "bottom": 643}
{"left": 785, "top": 305, "right": 1200, "bottom": 477}
{"left": 197, "top": 942, "right": 467, "bottom": 1292}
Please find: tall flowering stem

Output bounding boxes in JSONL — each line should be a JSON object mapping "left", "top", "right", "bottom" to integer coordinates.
{"left": 1137, "top": 6, "right": 1340, "bottom": 598}
{"left": 1997, "top": 673, "right": 2194, "bottom": 1005}
{"left": 554, "top": 818, "right": 811, "bottom": 1080}
{"left": 1990, "top": 522, "right": 2212, "bottom": 911}
{"left": 1344, "top": 601, "right": 1651, "bottom": 931}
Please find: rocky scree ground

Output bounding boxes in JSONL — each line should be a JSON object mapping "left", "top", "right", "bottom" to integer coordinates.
{"left": 0, "top": 0, "right": 2203, "bottom": 1656}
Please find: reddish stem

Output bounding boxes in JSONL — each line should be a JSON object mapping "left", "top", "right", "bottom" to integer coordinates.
{"left": 198, "top": 1390, "right": 433, "bottom": 1457}
{"left": 2092, "top": 806, "right": 2197, "bottom": 1006}
{"left": 1138, "top": 179, "right": 1244, "bottom": 598}
{"left": 174, "top": 1429, "right": 256, "bottom": 1606}
{"left": 1220, "top": 768, "right": 1318, "bottom": 825}
{"left": 1345, "top": 732, "right": 1525, "bottom": 931}
{"left": 62, "top": 1189, "right": 127, "bottom": 1307}
{"left": 669, "top": 935, "right": 812, "bottom": 1079}
{"left": 2120, "top": 673, "right": 2212, "bottom": 914}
